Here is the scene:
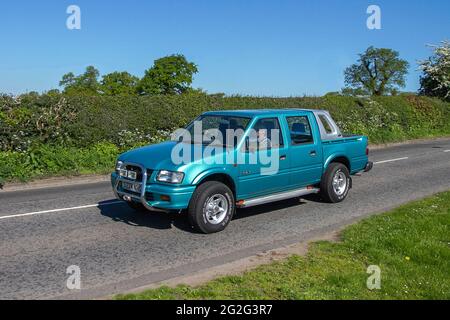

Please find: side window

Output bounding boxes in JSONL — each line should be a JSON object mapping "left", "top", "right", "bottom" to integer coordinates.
{"left": 318, "top": 114, "right": 334, "bottom": 134}
{"left": 250, "top": 117, "right": 284, "bottom": 151}
{"left": 287, "top": 116, "right": 314, "bottom": 145}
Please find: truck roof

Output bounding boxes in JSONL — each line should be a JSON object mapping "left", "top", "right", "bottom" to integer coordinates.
{"left": 203, "top": 109, "right": 325, "bottom": 117}
{"left": 203, "top": 108, "right": 342, "bottom": 140}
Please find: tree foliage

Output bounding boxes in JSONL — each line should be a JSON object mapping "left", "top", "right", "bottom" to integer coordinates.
{"left": 59, "top": 66, "right": 100, "bottom": 95}
{"left": 58, "top": 55, "right": 198, "bottom": 96}
{"left": 138, "top": 54, "right": 198, "bottom": 95}
{"left": 419, "top": 41, "right": 450, "bottom": 101}
{"left": 100, "top": 72, "right": 139, "bottom": 96}
{"left": 344, "top": 47, "right": 409, "bottom": 96}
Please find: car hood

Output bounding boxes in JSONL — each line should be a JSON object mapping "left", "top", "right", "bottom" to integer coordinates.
{"left": 118, "top": 141, "right": 229, "bottom": 171}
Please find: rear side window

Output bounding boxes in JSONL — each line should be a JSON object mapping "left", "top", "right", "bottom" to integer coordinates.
{"left": 318, "top": 114, "right": 334, "bottom": 134}
{"left": 286, "top": 116, "right": 313, "bottom": 145}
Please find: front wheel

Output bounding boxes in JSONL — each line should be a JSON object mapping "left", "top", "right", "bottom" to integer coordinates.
{"left": 188, "top": 181, "right": 235, "bottom": 234}
{"left": 320, "top": 163, "right": 351, "bottom": 203}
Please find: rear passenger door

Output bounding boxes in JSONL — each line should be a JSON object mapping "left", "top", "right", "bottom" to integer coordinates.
{"left": 284, "top": 113, "right": 323, "bottom": 188}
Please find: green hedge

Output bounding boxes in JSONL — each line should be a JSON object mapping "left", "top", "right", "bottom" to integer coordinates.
{"left": 1, "top": 93, "right": 449, "bottom": 182}
{"left": 65, "top": 95, "right": 450, "bottom": 146}
{"left": 2, "top": 93, "right": 450, "bottom": 150}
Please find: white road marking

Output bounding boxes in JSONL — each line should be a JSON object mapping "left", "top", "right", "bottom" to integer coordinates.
{"left": 374, "top": 157, "right": 409, "bottom": 165}
{"left": 444, "top": 150, "right": 450, "bottom": 153}
{"left": 0, "top": 200, "right": 123, "bottom": 221}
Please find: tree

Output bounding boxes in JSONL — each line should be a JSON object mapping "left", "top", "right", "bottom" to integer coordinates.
{"left": 343, "top": 47, "right": 409, "bottom": 96}
{"left": 138, "top": 54, "right": 198, "bottom": 95}
{"left": 100, "top": 71, "right": 139, "bottom": 96}
{"left": 59, "top": 66, "right": 100, "bottom": 95}
{"left": 419, "top": 41, "right": 450, "bottom": 101}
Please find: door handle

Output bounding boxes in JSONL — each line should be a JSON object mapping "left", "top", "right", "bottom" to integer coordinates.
{"left": 280, "top": 155, "right": 287, "bottom": 160}
{"left": 309, "top": 150, "right": 317, "bottom": 156}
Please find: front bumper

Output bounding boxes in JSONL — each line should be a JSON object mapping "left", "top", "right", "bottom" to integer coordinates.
{"left": 111, "top": 169, "right": 195, "bottom": 212}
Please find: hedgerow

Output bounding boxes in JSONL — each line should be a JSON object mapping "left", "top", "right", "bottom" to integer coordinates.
{"left": 0, "top": 92, "right": 449, "bottom": 182}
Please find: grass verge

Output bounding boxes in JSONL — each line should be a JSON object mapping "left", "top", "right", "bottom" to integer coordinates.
{"left": 0, "top": 142, "right": 119, "bottom": 184}
{"left": 116, "top": 191, "right": 450, "bottom": 300}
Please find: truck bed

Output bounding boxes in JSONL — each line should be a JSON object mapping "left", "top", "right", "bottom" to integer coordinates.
{"left": 321, "top": 134, "right": 368, "bottom": 174}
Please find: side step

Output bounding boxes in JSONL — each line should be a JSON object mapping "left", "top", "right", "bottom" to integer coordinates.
{"left": 237, "top": 186, "right": 320, "bottom": 208}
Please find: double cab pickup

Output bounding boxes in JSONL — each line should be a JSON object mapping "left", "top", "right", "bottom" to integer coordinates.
{"left": 111, "top": 109, "right": 373, "bottom": 233}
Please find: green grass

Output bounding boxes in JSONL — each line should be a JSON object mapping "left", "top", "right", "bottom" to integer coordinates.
{"left": 0, "top": 142, "right": 119, "bottom": 183}
{"left": 116, "top": 192, "right": 450, "bottom": 300}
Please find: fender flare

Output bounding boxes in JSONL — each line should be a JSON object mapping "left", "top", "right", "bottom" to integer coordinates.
{"left": 323, "top": 153, "right": 351, "bottom": 171}
{"left": 191, "top": 168, "right": 234, "bottom": 185}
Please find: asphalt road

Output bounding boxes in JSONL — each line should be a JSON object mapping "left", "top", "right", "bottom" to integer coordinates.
{"left": 1, "top": 139, "right": 449, "bottom": 299}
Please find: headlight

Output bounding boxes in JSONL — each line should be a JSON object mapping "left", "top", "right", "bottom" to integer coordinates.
{"left": 156, "top": 170, "right": 184, "bottom": 184}
{"left": 115, "top": 160, "right": 124, "bottom": 172}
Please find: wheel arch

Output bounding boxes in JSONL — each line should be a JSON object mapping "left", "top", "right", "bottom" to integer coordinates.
{"left": 193, "top": 171, "right": 236, "bottom": 197}
{"left": 324, "top": 154, "right": 351, "bottom": 172}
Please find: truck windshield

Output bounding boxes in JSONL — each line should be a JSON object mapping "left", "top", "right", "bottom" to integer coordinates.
{"left": 177, "top": 115, "right": 251, "bottom": 147}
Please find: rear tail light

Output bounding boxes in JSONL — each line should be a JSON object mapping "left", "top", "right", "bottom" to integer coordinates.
{"left": 366, "top": 147, "right": 369, "bottom": 156}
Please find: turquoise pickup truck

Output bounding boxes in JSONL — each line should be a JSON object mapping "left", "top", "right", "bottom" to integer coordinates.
{"left": 111, "top": 109, "right": 372, "bottom": 233}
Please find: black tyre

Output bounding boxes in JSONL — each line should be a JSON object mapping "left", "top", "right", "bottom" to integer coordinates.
{"left": 126, "top": 201, "right": 146, "bottom": 212}
{"left": 320, "top": 163, "right": 351, "bottom": 203}
{"left": 188, "top": 181, "right": 235, "bottom": 234}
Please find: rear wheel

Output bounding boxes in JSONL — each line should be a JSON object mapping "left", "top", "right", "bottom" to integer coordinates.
{"left": 188, "top": 181, "right": 235, "bottom": 234}
{"left": 320, "top": 163, "right": 350, "bottom": 203}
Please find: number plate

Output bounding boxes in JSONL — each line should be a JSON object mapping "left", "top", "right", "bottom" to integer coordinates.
{"left": 122, "top": 181, "right": 142, "bottom": 193}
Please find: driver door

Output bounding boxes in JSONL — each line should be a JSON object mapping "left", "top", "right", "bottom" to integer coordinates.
{"left": 236, "top": 117, "right": 290, "bottom": 199}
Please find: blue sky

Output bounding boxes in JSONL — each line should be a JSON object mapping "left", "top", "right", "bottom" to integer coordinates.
{"left": 0, "top": 0, "right": 449, "bottom": 96}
